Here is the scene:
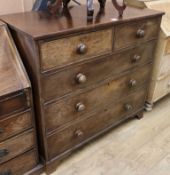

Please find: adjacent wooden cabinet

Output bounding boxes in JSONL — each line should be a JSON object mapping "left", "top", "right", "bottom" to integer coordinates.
{"left": 0, "top": 22, "right": 38, "bottom": 175}
{"left": 0, "top": 2, "right": 163, "bottom": 172}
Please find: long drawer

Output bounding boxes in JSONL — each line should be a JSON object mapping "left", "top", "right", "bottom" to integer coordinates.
{"left": 0, "top": 149, "right": 38, "bottom": 175}
{"left": 0, "top": 91, "right": 29, "bottom": 119}
{"left": 42, "top": 41, "right": 156, "bottom": 101}
{"left": 47, "top": 87, "right": 146, "bottom": 160}
{"left": 114, "top": 17, "right": 161, "bottom": 50}
{"left": 0, "top": 110, "right": 33, "bottom": 142}
{"left": 39, "top": 29, "right": 112, "bottom": 71}
{"left": 44, "top": 64, "right": 151, "bottom": 133}
{"left": 0, "top": 129, "right": 35, "bottom": 164}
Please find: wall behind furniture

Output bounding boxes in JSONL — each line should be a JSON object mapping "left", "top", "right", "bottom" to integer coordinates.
{"left": 0, "top": 0, "right": 35, "bottom": 15}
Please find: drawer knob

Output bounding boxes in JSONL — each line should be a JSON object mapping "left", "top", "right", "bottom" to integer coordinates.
{"left": 0, "top": 149, "right": 9, "bottom": 158}
{"left": 136, "top": 29, "right": 145, "bottom": 38}
{"left": 0, "top": 128, "right": 4, "bottom": 134}
{"left": 0, "top": 170, "right": 12, "bottom": 175}
{"left": 77, "top": 43, "right": 87, "bottom": 54}
{"left": 132, "top": 55, "right": 141, "bottom": 63}
{"left": 76, "top": 102, "right": 86, "bottom": 112}
{"left": 75, "top": 130, "right": 84, "bottom": 137}
{"left": 76, "top": 73, "right": 87, "bottom": 84}
{"left": 129, "top": 79, "right": 137, "bottom": 87}
{"left": 124, "top": 104, "right": 133, "bottom": 111}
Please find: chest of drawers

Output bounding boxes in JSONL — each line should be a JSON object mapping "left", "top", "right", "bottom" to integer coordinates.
{"left": 0, "top": 2, "right": 163, "bottom": 171}
{"left": 0, "top": 22, "right": 38, "bottom": 175}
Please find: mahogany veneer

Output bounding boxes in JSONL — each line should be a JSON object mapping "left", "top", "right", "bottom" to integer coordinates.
{"left": 0, "top": 2, "right": 163, "bottom": 173}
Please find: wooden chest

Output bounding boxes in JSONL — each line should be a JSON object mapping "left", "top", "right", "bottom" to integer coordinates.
{"left": 0, "top": 22, "right": 38, "bottom": 175}
{"left": 0, "top": 2, "right": 163, "bottom": 171}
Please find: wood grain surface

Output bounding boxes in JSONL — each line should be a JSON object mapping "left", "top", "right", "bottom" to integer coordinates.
{"left": 114, "top": 17, "right": 161, "bottom": 49}
{"left": 0, "top": 110, "right": 33, "bottom": 142}
{"left": 47, "top": 87, "right": 146, "bottom": 160}
{"left": 44, "top": 64, "right": 151, "bottom": 133}
{"left": 42, "top": 41, "right": 156, "bottom": 101}
{"left": 40, "top": 29, "right": 112, "bottom": 71}
{"left": 0, "top": 129, "right": 35, "bottom": 164}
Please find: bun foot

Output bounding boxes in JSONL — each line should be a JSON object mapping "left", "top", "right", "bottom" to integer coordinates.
{"left": 135, "top": 111, "right": 144, "bottom": 120}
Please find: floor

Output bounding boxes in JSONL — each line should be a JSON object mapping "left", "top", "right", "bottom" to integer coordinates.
{"left": 44, "top": 94, "right": 170, "bottom": 175}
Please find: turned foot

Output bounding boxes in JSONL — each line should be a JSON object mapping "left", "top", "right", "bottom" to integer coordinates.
{"left": 135, "top": 111, "right": 144, "bottom": 120}
{"left": 145, "top": 102, "right": 153, "bottom": 112}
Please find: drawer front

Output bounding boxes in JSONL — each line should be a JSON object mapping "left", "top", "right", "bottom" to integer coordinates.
{"left": 47, "top": 87, "right": 146, "bottom": 160}
{"left": 114, "top": 18, "right": 160, "bottom": 49}
{"left": 40, "top": 29, "right": 112, "bottom": 71}
{"left": 45, "top": 64, "right": 151, "bottom": 133}
{"left": 42, "top": 41, "right": 155, "bottom": 101}
{"left": 0, "top": 150, "right": 37, "bottom": 175}
{"left": 0, "top": 110, "right": 32, "bottom": 142}
{"left": 0, "top": 92, "right": 28, "bottom": 118}
{"left": 0, "top": 130, "right": 35, "bottom": 164}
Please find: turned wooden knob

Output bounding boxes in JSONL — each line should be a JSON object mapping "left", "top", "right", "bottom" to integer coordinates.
{"left": 75, "top": 129, "right": 84, "bottom": 137}
{"left": 0, "top": 149, "right": 9, "bottom": 158}
{"left": 136, "top": 29, "right": 145, "bottom": 38}
{"left": 129, "top": 79, "right": 137, "bottom": 87}
{"left": 76, "top": 102, "right": 86, "bottom": 112}
{"left": 132, "top": 55, "right": 141, "bottom": 63}
{"left": 77, "top": 43, "right": 87, "bottom": 54}
{"left": 124, "top": 104, "right": 133, "bottom": 111}
{"left": 76, "top": 73, "right": 87, "bottom": 84}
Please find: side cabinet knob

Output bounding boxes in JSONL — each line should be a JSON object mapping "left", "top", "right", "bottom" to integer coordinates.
{"left": 0, "top": 170, "right": 12, "bottom": 175}
{"left": 0, "top": 149, "right": 9, "bottom": 158}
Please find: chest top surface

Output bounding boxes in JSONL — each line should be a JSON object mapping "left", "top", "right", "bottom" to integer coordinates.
{"left": 0, "top": 2, "right": 163, "bottom": 40}
{"left": 0, "top": 22, "right": 30, "bottom": 97}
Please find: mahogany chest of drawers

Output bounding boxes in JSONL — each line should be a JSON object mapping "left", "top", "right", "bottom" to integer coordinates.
{"left": 0, "top": 22, "right": 38, "bottom": 174}
{"left": 0, "top": 2, "right": 163, "bottom": 171}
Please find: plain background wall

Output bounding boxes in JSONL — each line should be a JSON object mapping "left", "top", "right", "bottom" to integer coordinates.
{"left": 0, "top": 0, "right": 113, "bottom": 15}
{"left": 0, "top": 0, "right": 35, "bottom": 15}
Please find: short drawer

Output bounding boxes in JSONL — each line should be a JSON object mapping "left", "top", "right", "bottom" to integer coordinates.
{"left": 114, "top": 18, "right": 161, "bottom": 49}
{"left": 39, "top": 29, "right": 112, "bottom": 71}
{"left": 47, "top": 87, "right": 146, "bottom": 160}
{"left": 0, "top": 149, "right": 38, "bottom": 175}
{"left": 0, "top": 129, "right": 35, "bottom": 164}
{"left": 42, "top": 41, "right": 156, "bottom": 101}
{"left": 0, "top": 110, "right": 33, "bottom": 142}
{"left": 44, "top": 64, "right": 151, "bottom": 133}
{"left": 0, "top": 91, "right": 29, "bottom": 118}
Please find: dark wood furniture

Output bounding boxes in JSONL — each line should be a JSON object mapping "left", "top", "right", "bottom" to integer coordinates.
{"left": 0, "top": 2, "right": 163, "bottom": 172}
{"left": 0, "top": 22, "right": 39, "bottom": 175}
